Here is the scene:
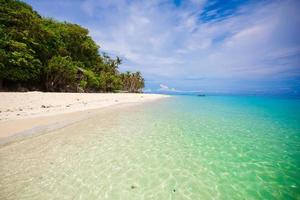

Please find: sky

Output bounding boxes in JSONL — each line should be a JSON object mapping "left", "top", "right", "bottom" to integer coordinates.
{"left": 24, "top": 0, "right": 300, "bottom": 95}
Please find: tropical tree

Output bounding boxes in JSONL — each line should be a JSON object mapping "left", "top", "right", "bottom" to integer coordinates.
{"left": 45, "top": 56, "right": 79, "bottom": 92}
{"left": 0, "top": 0, "right": 145, "bottom": 93}
{"left": 120, "top": 71, "right": 144, "bottom": 93}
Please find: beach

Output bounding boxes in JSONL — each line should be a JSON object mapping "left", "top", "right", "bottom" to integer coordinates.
{"left": 1, "top": 95, "right": 299, "bottom": 199}
{"left": 0, "top": 92, "right": 168, "bottom": 143}
{"left": 1, "top": 0, "right": 299, "bottom": 199}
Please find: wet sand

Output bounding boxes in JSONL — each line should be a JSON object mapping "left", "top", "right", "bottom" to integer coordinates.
{"left": 0, "top": 92, "right": 168, "bottom": 144}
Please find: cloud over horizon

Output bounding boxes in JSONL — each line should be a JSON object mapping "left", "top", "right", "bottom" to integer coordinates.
{"left": 24, "top": 0, "right": 300, "bottom": 94}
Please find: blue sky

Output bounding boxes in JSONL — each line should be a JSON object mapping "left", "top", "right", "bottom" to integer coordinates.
{"left": 24, "top": 0, "right": 300, "bottom": 95}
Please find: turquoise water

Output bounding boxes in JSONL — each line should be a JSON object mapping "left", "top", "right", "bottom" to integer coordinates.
{"left": 1, "top": 95, "right": 300, "bottom": 199}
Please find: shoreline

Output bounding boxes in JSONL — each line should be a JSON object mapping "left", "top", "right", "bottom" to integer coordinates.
{"left": 0, "top": 92, "right": 169, "bottom": 146}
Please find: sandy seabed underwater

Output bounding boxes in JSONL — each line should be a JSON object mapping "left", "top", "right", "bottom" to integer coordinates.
{"left": 1, "top": 95, "right": 299, "bottom": 199}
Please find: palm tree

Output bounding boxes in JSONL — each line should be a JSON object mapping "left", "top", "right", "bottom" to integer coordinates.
{"left": 120, "top": 71, "right": 144, "bottom": 93}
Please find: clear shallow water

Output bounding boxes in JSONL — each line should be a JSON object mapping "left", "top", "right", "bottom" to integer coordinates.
{"left": 0, "top": 95, "right": 300, "bottom": 199}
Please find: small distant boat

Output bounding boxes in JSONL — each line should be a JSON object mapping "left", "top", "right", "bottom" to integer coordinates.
{"left": 197, "top": 94, "right": 206, "bottom": 97}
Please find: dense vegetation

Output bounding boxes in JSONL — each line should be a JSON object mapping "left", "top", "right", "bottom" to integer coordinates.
{"left": 0, "top": 0, "right": 144, "bottom": 92}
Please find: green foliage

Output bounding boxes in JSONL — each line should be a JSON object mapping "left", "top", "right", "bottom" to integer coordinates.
{"left": 45, "top": 56, "right": 78, "bottom": 91}
{"left": 0, "top": 0, "right": 43, "bottom": 83}
{"left": 79, "top": 80, "right": 87, "bottom": 90}
{"left": 84, "top": 69, "right": 100, "bottom": 90}
{"left": 98, "top": 72, "right": 123, "bottom": 92}
{"left": 0, "top": 0, "right": 145, "bottom": 92}
{"left": 120, "top": 71, "right": 145, "bottom": 93}
{"left": 0, "top": 33, "right": 42, "bottom": 81}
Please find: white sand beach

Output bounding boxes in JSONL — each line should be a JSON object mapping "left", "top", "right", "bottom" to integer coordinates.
{"left": 0, "top": 92, "right": 168, "bottom": 142}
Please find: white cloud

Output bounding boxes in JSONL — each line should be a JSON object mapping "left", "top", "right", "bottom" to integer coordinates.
{"left": 77, "top": 0, "right": 300, "bottom": 92}
{"left": 158, "top": 84, "right": 176, "bottom": 92}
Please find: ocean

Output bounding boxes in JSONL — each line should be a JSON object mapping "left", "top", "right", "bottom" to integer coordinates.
{"left": 1, "top": 95, "right": 299, "bottom": 199}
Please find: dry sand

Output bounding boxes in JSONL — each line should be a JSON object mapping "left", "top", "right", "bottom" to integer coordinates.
{"left": 0, "top": 92, "right": 168, "bottom": 144}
